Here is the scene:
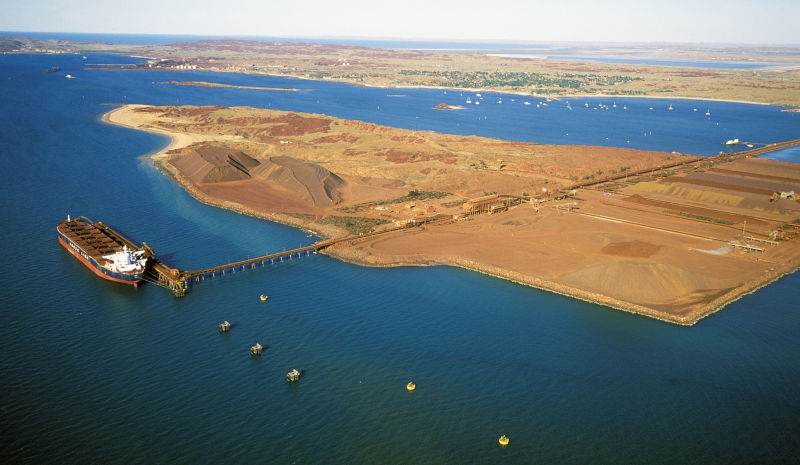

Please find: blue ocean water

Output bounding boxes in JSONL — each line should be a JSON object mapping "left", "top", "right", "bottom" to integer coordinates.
{"left": 1, "top": 52, "right": 799, "bottom": 464}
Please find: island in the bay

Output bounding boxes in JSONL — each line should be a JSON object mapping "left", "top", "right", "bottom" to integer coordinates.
{"left": 106, "top": 104, "right": 800, "bottom": 325}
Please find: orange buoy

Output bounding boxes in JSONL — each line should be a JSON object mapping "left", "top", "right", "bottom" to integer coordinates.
{"left": 406, "top": 381, "right": 416, "bottom": 391}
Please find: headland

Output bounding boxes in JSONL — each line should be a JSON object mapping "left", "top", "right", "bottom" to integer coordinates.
{"left": 106, "top": 104, "right": 800, "bottom": 325}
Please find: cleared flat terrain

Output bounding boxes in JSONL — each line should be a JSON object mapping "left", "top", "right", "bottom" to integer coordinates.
{"left": 334, "top": 157, "right": 800, "bottom": 323}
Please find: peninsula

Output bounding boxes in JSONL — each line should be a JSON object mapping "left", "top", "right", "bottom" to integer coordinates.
{"left": 106, "top": 104, "right": 800, "bottom": 325}
{"left": 160, "top": 80, "right": 300, "bottom": 92}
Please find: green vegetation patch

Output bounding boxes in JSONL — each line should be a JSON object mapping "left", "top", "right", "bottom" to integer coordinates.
{"left": 338, "top": 190, "right": 451, "bottom": 213}
{"left": 399, "top": 70, "right": 641, "bottom": 90}
{"left": 388, "top": 190, "right": 450, "bottom": 203}
{"left": 667, "top": 210, "right": 735, "bottom": 225}
{"left": 320, "top": 216, "right": 390, "bottom": 235}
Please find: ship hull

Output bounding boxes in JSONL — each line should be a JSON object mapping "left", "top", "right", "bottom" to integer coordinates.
{"left": 58, "top": 231, "right": 143, "bottom": 287}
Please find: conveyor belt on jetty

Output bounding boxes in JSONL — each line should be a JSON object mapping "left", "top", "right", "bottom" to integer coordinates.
{"left": 88, "top": 216, "right": 441, "bottom": 296}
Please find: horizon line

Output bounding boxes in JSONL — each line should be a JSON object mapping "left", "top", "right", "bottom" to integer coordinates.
{"left": 2, "top": 30, "right": 799, "bottom": 48}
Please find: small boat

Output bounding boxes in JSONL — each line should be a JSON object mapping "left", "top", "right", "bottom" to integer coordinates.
{"left": 287, "top": 369, "right": 301, "bottom": 382}
{"left": 705, "top": 109, "right": 711, "bottom": 116}
{"left": 65, "top": 74, "right": 75, "bottom": 79}
{"left": 475, "top": 101, "right": 480, "bottom": 105}
{"left": 260, "top": 294, "right": 268, "bottom": 302}
{"left": 218, "top": 321, "right": 231, "bottom": 332}
{"left": 466, "top": 99, "right": 472, "bottom": 104}
{"left": 523, "top": 101, "right": 531, "bottom": 105}
{"left": 406, "top": 381, "right": 416, "bottom": 391}
{"left": 499, "top": 435, "right": 509, "bottom": 446}
{"left": 649, "top": 105, "right": 654, "bottom": 110}
{"left": 668, "top": 104, "right": 673, "bottom": 110}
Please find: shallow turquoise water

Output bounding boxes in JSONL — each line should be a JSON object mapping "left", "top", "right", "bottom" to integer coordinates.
{"left": 1, "top": 52, "right": 799, "bottom": 464}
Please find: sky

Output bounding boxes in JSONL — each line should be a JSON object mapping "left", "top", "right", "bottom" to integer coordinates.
{"left": 1, "top": 0, "right": 798, "bottom": 45}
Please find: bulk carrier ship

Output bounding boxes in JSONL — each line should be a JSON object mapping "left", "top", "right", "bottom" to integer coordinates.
{"left": 57, "top": 216, "right": 148, "bottom": 286}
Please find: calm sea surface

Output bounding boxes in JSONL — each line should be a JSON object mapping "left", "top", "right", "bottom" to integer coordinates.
{"left": 1, "top": 52, "right": 799, "bottom": 464}
{"left": 5, "top": 31, "right": 794, "bottom": 69}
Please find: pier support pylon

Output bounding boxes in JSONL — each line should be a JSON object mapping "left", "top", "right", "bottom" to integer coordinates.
{"left": 150, "top": 262, "right": 189, "bottom": 297}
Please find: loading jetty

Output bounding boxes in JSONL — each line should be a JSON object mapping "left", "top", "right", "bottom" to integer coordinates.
{"left": 75, "top": 216, "right": 419, "bottom": 296}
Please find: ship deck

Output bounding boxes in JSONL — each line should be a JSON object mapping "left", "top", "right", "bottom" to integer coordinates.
{"left": 58, "top": 218, "right": 125, "bottom": 261}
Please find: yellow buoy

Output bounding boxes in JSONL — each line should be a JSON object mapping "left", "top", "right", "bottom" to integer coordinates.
{"left": 260, "top": 294, "right": 268, "bottom": 302}
{"left": 406, "top": 381, "right": 416, "bottom": 391}
{"left": 498, "top": 435, "right": 509, "bottom": 446}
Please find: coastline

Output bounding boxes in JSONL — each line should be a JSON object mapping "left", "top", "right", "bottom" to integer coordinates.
{"left": 322, "top": 244, "right": 696, "bottom": 325}
{"left": 388, "top": 83, "right": 783, "bottom": 107}
{"left": 356, "top": 81, "right": 781, "bottom": 107}
{"left": 198, "top": 68, "right": 791, "bottom": 108}
{"left": 323, "top": 232, "right": 800, "bottom": 326}
{"left": 103, "top": 104, "right": 800, "bottom": 327}
{"left": 102, "top": 105, "right": 348, "bottom": 239}
{"left": 159, "top": 80, "right": 301, "bottom": 92}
